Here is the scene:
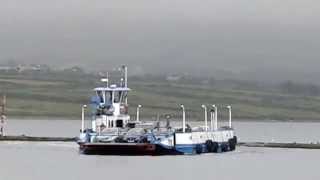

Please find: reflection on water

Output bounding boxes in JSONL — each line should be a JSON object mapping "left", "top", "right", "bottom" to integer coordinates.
{"left": 1, "top": 120, "right": 320, "bottom": 180}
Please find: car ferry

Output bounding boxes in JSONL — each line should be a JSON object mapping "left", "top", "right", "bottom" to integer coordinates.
{"left": 77, "top": 66, "right": 237, "bottom": 155}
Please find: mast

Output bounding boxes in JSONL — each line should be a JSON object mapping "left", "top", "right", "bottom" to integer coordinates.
{"left": 123, "top": 65, "right": 128, "bottom": 88}
{"left": 122, "top": 65, "right": 128, "bottom": 104}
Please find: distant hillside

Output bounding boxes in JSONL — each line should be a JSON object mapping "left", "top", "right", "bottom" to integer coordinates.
{"left": 1, "top": 71, "right": 320, "bottom": 121}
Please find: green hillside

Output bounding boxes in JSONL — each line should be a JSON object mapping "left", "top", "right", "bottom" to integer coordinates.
{"left": 1, "top": 71, "right": 320, "bottom": 121}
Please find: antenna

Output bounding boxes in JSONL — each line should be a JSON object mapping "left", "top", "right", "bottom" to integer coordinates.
{"left": 122, "top": 65, "right": 128, "bottom": 104}
{"left": 122, "top": 65, "right": 128, "bottom": 88}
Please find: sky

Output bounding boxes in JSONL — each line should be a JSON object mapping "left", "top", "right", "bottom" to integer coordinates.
{"left": 0, "top": 0, "right": 320, "bottom": 82}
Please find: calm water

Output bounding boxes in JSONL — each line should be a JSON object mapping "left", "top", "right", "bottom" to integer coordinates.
{"left": 0, "top": 119, "right": 320, "bottom": 180}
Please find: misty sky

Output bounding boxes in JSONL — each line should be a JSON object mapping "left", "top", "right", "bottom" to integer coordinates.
{"left": 1, "top": 0, "right": 320, "bottom": 82}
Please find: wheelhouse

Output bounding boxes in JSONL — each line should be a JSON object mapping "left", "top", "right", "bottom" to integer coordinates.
{"left": 91, "top": 85, "right": 131, "bottom": 133}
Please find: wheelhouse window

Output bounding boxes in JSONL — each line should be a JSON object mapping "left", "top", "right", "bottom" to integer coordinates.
{"left": 105, "top": 91, "right": 112, "bottom": 105}
{"left": 114, "top": 91, "right": 127, "bottom": 103}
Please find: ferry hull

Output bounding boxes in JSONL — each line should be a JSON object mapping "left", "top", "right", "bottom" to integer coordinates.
{"left": 79, "top": 143, "right": 157, "bottom": 155}
{"left": 78, "top": 142, "right": 233, "bottom": 155}
{"left": 79, "top": 143, "right": 185, "bottom": 155}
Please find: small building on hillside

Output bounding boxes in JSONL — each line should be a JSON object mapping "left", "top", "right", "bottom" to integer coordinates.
{"left": 166, "top": 75, "right": 182, "bottom": 82}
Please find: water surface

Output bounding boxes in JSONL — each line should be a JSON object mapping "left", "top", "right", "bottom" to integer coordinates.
{"left": 0, "top": 141, "right": 319, "bottom": 180}
{"left": 1, "top": 119, "right": 319, "bottom": 180}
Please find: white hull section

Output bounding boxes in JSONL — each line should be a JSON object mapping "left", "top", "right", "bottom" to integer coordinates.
{"left": 175, "top": 130, "right": 234, "bottom": 145}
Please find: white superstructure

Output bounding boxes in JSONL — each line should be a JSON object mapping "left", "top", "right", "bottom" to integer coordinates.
{"left": 92, "top": 86, "right": 130, "bottom": 133}
{"left": 79, "top": 66, "right": 132, "bottom": 143}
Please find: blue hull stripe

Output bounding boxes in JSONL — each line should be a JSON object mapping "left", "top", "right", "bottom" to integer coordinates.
{"left": 175, "top": 144, "right": 208, "bottom": 154}
{"left": 167, "top": 142, "right": 229, "bottom": 155}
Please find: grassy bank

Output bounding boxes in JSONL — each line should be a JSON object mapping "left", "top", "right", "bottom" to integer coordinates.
{"left": 1, "top": 72, "right": 320, "bottom": 121}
